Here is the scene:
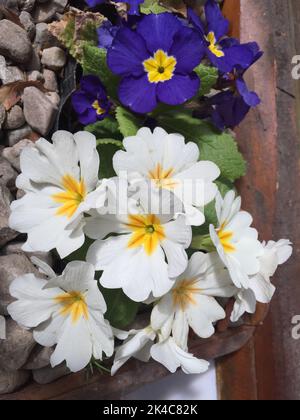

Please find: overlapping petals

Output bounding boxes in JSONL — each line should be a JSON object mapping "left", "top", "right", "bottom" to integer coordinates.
{"left": 9, "top": 131, "right": 104, "bottom": 259}
{"left": 7, "top": 261, "right": 114, "bottom": 373}
{"left": 113, "top": 127, "right": 220, "bottom": 226}
{"left": 209, "top": 190, "right": 263, "bottom": 289}
{"left": 107, "top": 13, "right": 205, "bottom": 113}
{"left": 188, "top": 1, "right": 257, "bottom": 74}
{"left": 72, "top": 76, "right": 111, "bottom": 125}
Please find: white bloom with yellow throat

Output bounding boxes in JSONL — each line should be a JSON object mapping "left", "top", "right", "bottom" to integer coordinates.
{"left": 231, "top": 239, "right": 293, "bottom": 322}
{"left": 9, "top": 131, "right": 103, "bottom": 259}
{"left": 209, "top": 191, "right": 263, "bottom": 289}
{"left": 113, "top": 127, "right": 220, "bottom": 226}
{"left": 7, "top": 260, "right": 114, "bottom": 373}
{"left": 86, "top": 187, "right": 192, "bottom": 303}
{"left": 151, "top": 252, "right": 236, "bottom": 349}
{"left": 111, "top": 324, "right": 209, "bottom": 376}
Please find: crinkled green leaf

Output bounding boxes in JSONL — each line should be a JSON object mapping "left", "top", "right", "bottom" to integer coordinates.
{"left": 115, "top": 106, "right": 143, "bottom": 137}
{"left": 85, "top": 118, "right": 122, "bottom": 140}
{"left": 99, "top": 286, "right": 140, "bottom": 329}
{"left": 157, "top": 111, "right": 246, "bottom": 182}
{"left": 141, "top": 0, "right": 168, "bottom": 14}
{"left": 194, "top": 64, "right": 219, "bottom": 96}
{"left": 82, "top": 45, "right": 119, "bottom": 99}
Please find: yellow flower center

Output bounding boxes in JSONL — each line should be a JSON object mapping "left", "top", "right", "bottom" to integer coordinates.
{"left": 55, "top": 291, "right": 89, "bottom": 324}
{"left": 148, "top": 163, "right": 177, "bottom": 190}
{"left": 206, "top": 32, "right": 225, "bottom": 58}
{"left": 126, "top": 214, "right": 166, "bottom": 256}
{"left": 217, "top": 224, "right": 236, "bottom": 253}
{"left": 92, "top": 100, "right": 106, "bottom": 116}
{"left": 52, "top": 174, "right": 87, "bottom": 219}
{"left": 172, "top": 279, "right": 202, "bottom": 311}
{"left": 143, "top": 50, "right": 177, "bottom": 84}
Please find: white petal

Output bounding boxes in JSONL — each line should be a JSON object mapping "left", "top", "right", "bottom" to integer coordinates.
{"left": 111, "top": 328, "right": 155, "bottom": 375}
{"left": 74, "top": 131, "right": 99, "bottom": 192}
{"left": 100, "top": 245, "right": 173, "bottom": 302}
{"left": 33, "top": 312, "right": 65, "bottom": 347}
{"left": 50, "top": 316, "right": 92, "bottom": 372}
{"left": 172, "top": 309, "right": 189, "bottom": 350}
{"left": 249, "top": 274, "right": 275, "bottom": 304}
{"left": 84, "top": 214, "right": 126, "bottom": 240}
{"left": 88, "top": 310, "right": 114, "bottom": 360}
{"left": 151, "top": 337, "right": 209, "bottom": 374}
{"left": 231, "top": 289, "right": 257, "bottom": 322}
{"left": 30, "top": 257, "right": 56, "bottom": 279}
{"left": 151, "top": 294, "right": 174, "bottom": 331}
{"left": 8, "top": 274, "right": 60, "bottom": 328}
{"left": 187, "top": 295, "right": 225, "bottom": 338}
{"left": 87, "top": 235, "right": 130, "bottom": 271}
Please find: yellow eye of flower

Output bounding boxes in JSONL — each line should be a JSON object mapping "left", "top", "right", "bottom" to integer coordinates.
{"left": 148, "top": 163, "right": 177, "bottom": 190}
{"left": 92, "top": 100, "right": 106, "bottom": 116}
{"left": 217, "top": 224, "right": 236, "bottom": 253}
{"left": 206, "top": 31, "right": 225, "bottom": 58}
{"left": 172, "top": 279, "right": 202, "bottom": 311}
{"left": 143, "top": 50, "right": 177, "bottom": 84}
{"left": 55, "top": 291, "right": 89, "bottom": 324}
{"left": 126, "top": 214, "right": 166, "bottom": 256}
{"left": 52, "top": 174, "right": 87, "bottom": 219}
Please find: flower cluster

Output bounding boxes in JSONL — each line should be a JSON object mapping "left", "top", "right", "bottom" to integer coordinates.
{"left": 6, "top": 126, "right": 292, "bottom": 375}
{"left": 1, "top": 0, "right": 293, "bottom": 381}
{"left": 71, "top": 0, "right": 262, "bottom": 130}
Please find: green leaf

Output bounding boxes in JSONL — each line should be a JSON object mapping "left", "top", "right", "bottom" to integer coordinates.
{"left": 99, "top": 286, "right": 140, "bottom": 329}
{"left": 97, "top": 141, "right": 122, "bottom": 179}
{"left": 199, "top": 132, "right": 247, "bottom": 182}
{"left": 191, "top": 234, "right": 216, "bottom": 252}
{"left": 115, "top": 106, "right": 143, "bottom": 137}
{"left": 157, "top": 111, "right": 246, "bottom": 182}
{"left": 85, "top": 119, "right": 124, "bottom": 178}
{"left": 194, "top": 64, "right": 219, "bottom": 96}
{"left": 82, "top": 45, "right": 119, "bottom": 99}
{"left": 85, "top": 118, "right": 122, "bottom": 140}
{"left": 96, "top": 138, "right": 124, "bottom": 148}
{"left": 141, "top": 0, "right": 167, "bottom": 14}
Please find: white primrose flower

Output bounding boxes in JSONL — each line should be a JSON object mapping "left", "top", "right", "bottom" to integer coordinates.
{"left": 85, "top": 185, "right": 192, "bottom": 303}
{"left": 0, "top": 316, "right": 5, "bottom": 340}
{"left": 151, "top": 252, "right": 236, "bottom": 349}
{"left": 231, "top": 239, "right": 293, "bottom": 322}
{"left": 209, "top": 191, "right": 263, "bottom": 289}
{"left": 7, "top": 261, "right": 114, "bottom": 373}
{"left": 111, "top": 324, "right": 209, "bottom": 376}
{"left": 113, "top": 127, "right": 220, "bottom": 226}
{"left": 9, "top": 131, "right": 104, "bottom": 259}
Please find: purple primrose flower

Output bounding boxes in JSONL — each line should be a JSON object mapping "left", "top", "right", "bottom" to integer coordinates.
{"left": 210, "top": 43, "right": 263, "bottom": 130}
{"left": 188, "top": 0, "right": 257, "bottom": 74}
{"left": 107, "top": 13, "right": 205, "bottom": 114}
{"left": 72, "top": 76, "right": 111, "bottom": 125}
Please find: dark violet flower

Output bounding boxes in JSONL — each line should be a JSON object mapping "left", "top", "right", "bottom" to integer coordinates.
{"left": 107, "top": 13, "right": 205, "bottom": 114}
{"left": 85, "top": 0, "right": 144, "bottom": 15}
{"left": 97, "top": 21, "right": 119, "bottom": 49}
{"left": 209, "top": 43, "right": 263, "bottom": 130}
{"left": 188, "top": 0, "right": 256, "bottom": 73}
{"left": 72, "top": 76, "right": 111, "bottom": 125}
